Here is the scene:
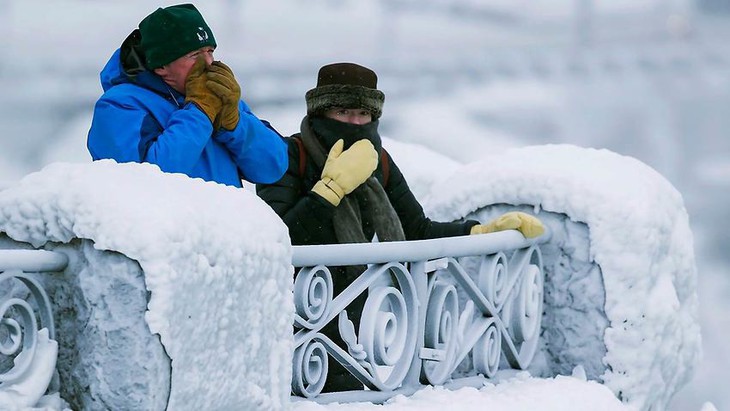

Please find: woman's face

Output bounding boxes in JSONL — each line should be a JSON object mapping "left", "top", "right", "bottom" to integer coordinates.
{"left": 323, "top": 107, "right": 373, "bottom": 125}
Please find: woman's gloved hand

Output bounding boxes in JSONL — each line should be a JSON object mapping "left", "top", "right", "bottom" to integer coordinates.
{"left": 470, "top": 211, "right": 545, "bottom": 238}
{"left": 311, "top": 139, "right": 378, "bottom": 206}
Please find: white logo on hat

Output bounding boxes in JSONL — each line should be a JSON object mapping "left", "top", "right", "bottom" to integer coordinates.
{"left": 197, "top": 27, "right": 209, "bottom": 42}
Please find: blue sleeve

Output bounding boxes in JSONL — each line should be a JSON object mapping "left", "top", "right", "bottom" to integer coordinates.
{"left": 143, "top": 104, "right": 213, "bottom": 174}
{"left": 212, "top": 101, "right": 288, "bottom": 184}
{"left": 87, "top": 92, "right": 213, "bottom": 175}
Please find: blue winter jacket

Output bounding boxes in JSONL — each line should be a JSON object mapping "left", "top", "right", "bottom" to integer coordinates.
{"left": 87, "top": 48, "right": 288, "bottom": 187}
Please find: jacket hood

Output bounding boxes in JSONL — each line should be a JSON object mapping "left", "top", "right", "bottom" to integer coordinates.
{"left": 100, "top": 48, "right": 126, "bottom": 92}
{"left": 99, "top": 29, "right": 173, "bottom": 98}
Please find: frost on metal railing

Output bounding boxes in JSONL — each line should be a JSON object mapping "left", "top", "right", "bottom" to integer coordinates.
{"left": 0, "top": 250, "right": 68, "bottom": 407}
{"left": 291, "top": 230, "right": 547, "bottom": 402}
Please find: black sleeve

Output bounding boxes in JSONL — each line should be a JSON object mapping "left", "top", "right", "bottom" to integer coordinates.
{"left": 384, "top": 152, "right": 479, "bottom": 240}
{"left": 256, "top": 138, "right": 338, "bottom": 245}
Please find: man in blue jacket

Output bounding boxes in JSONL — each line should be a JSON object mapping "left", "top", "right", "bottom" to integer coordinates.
{"left": 88, "top": 4, "right": 287, "bottom": 187}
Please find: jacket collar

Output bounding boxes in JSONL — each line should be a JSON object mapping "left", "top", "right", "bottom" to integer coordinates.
{"left": 100, "top": 29, "right": 185, "bottom": 105}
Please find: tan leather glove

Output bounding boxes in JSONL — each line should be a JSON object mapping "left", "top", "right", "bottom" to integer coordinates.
{"left": 470, "top": 211, "right": 545, "bottom": 238}
{"left": 206, "top": 61, "right": 241, "bottom": 131}
{"left": 185, "top": 57, "right": 223, "bottom": 124}
{"left": 311, "top": 139, "right": 378, "bottom": 206}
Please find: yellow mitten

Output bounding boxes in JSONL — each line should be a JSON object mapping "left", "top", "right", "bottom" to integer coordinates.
{"left": 311, "top": 139, "right": 378, "bottom": 206}
{"left": 470, "top": 211, "right": 545, "bottom": 238}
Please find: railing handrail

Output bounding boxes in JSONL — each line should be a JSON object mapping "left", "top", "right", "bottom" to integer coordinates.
{"left": 0, "top": 248, "right": 66, "bottom": 405}
{"left": 291, "top": 229, "right": 547, "bottom": 400}
{"left": 0, "top": 249, "right": 69, "bottom": 272}
{"left": 291, "top": 229, "right": 549, "bottom": 267}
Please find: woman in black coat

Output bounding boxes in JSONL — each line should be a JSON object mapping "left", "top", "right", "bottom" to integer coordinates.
{"left": 256, "top": 63, "right": 490, "bottom": 245}
{"left": 256, "top": 62, "right": 544, "bottom": 391}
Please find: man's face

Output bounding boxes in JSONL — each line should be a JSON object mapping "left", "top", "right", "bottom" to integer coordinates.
{"left": 153, "top": 46, "right": 215, "bottom": 94}
{"left": 323, "top": 107, "right": 373, "bottom": 125}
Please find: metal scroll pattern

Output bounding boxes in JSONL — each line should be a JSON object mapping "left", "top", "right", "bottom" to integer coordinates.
{"left": 421, "top": 246, "right": 544, "bottom": 384}
{"left": 292, "top": 245, "right": 544, "bottom": 398}
{"left": 0, "top": 269, "right": 58, "bottom": 397}
{"left": 292, "top": 263, "right": 418, "bottom": 397}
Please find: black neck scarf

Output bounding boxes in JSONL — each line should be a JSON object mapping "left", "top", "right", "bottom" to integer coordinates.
{"left": 301, "top": 116, "right": 405, "bottom": 245}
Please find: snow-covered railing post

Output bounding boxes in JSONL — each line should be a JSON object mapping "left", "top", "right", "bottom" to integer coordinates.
{"left": 290, "top": 230, "right": 548, "bottom": 403}
{"left": 0, "top": 249, "right": 68, "bottom": 407}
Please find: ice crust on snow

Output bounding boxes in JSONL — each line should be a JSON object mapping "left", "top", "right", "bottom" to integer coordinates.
{"left": 423, "top": 144, "right": 700, "bottom": 410}
{"left": 0, "top": 143, "right": 700, "bottom": 410}
{"left": 0, "top": 161, "right": 294, "bottom": 410}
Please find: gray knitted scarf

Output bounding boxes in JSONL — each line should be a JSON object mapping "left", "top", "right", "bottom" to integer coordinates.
{"left": 300, "top": 116, "right": 406, "bottom": 244}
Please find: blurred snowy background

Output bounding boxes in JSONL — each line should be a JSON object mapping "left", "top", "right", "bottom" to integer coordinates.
{"left": 0, "top": 1, "right": 728, "bottom": 410}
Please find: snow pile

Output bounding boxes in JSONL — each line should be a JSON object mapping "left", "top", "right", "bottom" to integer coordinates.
{"left": 423, "top": 144, "right": 700, "bottom": 410}
{"left": 381, "top": 136, "right": 460, "bottom": 200}
{"left": 0, "top": 144, "right": 702, "bottom": 410}
{"left": 292, "top": 371, "right": 632, "bottom": 411}
{"left": 0, "top": 161, "right": 294, "bottom": 410}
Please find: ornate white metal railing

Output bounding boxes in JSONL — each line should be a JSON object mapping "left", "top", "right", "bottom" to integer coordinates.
{"left": 291, "top": 229, "right": 548, "bottom": 403}
{"left": 0, "top": 249, "right": 68, "bottom": 405}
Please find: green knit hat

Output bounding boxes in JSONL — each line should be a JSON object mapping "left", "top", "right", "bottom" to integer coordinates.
{"left": 139, "top": 4, "right": 216, "bottom": 69}
{"left": 305, "top": 63, "right": 385, "bottom": 120}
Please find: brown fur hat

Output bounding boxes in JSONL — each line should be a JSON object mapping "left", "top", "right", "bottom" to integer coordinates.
{"left": 305, "top": 63, "right": 385, "bottom": 119}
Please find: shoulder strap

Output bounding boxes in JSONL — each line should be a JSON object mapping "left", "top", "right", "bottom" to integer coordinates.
{"left": 293, "top": 136, "right": 307, "bottom": 178}
{"left": 381, "top": 149, "right": 390, "bottom": 188}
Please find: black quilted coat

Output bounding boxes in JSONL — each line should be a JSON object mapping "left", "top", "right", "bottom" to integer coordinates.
{"left": 256, "top": 135, "right": 478, "bottom": 246}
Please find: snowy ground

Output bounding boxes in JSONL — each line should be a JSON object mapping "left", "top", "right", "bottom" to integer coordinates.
{"left": 291, "top": 372, "right": 633, "bottom": 411}
{"left": 1, "top": 1, "right": 729, "bottom": 410}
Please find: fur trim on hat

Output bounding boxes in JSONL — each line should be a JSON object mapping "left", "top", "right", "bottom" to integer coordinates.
{"left": 305, "top": 84, "right": 385, "bottom": 120}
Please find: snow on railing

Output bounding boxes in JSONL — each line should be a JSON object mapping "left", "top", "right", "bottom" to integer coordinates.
{"left": 0, "top": 249, "right": 68, "bottom": 407}
{"left": 291, "top": 229, "right": 549, "bottom": 403}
